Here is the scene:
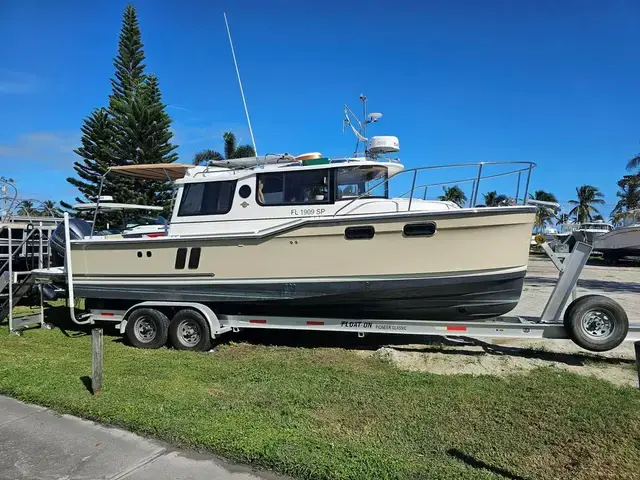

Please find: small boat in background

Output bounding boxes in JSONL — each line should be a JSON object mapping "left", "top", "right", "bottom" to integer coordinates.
{"left": 593, "top": 210, "right": 640, "bottom": 264}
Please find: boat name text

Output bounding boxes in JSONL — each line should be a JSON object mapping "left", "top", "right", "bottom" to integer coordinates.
{"left": 290, "top": 208, "right": 326, "bottom": 216}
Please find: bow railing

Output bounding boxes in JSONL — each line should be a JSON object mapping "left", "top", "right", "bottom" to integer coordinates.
{"left": 334, "top": 161, "right": 536, "bottom": 215}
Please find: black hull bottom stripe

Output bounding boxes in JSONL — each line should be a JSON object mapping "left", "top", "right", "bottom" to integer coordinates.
{"left": 78, "top": 270, "right": 525, "bottom": 322}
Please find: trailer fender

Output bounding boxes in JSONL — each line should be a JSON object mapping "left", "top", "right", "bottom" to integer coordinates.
{"left": 119, "top": 301, "right": 224, "bottom": 339}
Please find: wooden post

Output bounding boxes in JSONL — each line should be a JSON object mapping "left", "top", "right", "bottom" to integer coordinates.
{"left": 92, "top": 328, "right": 103, "bottom": 396}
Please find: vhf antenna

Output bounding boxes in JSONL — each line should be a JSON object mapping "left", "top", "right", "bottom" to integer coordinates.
{"left": 223, "top": 12, "right": 258, "bottom": 157}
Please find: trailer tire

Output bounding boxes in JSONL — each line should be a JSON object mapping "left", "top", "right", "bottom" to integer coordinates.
{"left": 563, "top": 295, "right": 628, "bottom": 352}
{"left": 125, "top": 308, "right": 169, "bottom": 349}
{"left": 169, "top": 309, "right": 212, "bottom": 352}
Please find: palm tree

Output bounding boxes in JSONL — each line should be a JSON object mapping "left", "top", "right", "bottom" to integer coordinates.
{"left": 438, "top": 185, "right": 467, "bottom": 207}
{"left": 568, "top": 185, "right": 605, "bottom": 223}
{"left": 192, "top": 132, "right": 256, "bottom": 166}
{"left": 482, "top": 191, "right": 509, "bottom": 207}
{"left": 556, "top": 213, "right": 570, "bottom": 226}
{"left": 592, "top": 214, "right": 604, "bottom": 221}
{"left": 17, "top": 200, "right": 38, "bottom": 217}
{"left": 528, "top": 190, "right": 558, "bottom": 230}
{"left": 40, "top": 200, "right": 63, "bottom": 217}
{"left": 613, "top": 175, "right": 640, "bottom": 214}
{"left": 610, "top": 210, "right": 626, "bottom": 227}
{"left": 627, "top": 154, "right": 640, "bottom": 172}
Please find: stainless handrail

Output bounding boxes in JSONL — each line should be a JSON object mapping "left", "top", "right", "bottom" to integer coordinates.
{"left": 333, "top": 161, "right": 536, "bottom": 216}
{"left": 0, "top": 225, "right": 40, "bottom": 274}
{"left": 1, "top": 224, "right": 47, "bottom": 332}
{"left": 398, "top": 167, "right": 534, "bottom": 204}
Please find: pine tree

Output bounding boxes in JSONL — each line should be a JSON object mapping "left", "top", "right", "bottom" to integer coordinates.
{"left": 108, "top": 5, "right": 177, "bottom": 213}
{"left": 64, "top": 108, "right": 120, "bottom": 204}
{"left": 65, "top": 4, "right": 178, "bottom": 221}
{"left": 112, "top": 74, "right": 178, "bottom": 210}
{"left": 109, "top": 4, "right": 146, "bottom": 108}
{"left": 62, "top": 108, "right": 128, "bottom": 227}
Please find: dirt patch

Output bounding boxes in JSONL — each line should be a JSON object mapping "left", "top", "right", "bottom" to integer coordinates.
{"left": 361, "top": 338, "right": 638, "bottom": 387}
{"left": 357, "top": 257, "right": 640, "bottom": 388}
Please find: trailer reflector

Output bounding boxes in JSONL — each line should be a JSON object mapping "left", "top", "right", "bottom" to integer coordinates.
{"left": 100, "top": 312, "right": 115, "bottom": 317}
{"left": 249, "top": 319, "right": 267, "bottom": 324}
{"left": 306, "top": 321, "right": 324, "bottom": 326}
{"left": 446, "top": 326, "right": 467, "bottom": 332}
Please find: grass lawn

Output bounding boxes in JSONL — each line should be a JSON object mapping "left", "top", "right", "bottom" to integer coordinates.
{"left": 0, "top": 321, "right": 639, "bottom": 479}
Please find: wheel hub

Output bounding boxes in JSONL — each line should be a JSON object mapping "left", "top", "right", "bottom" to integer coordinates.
{"left": 134, "top": 317, "right": 157, "bottom": 342}
{"left": 580, "top": 310, "right": 614, "bottom": 338}
{"left": 178, "top": 320, "right": 200, "bottom": 346}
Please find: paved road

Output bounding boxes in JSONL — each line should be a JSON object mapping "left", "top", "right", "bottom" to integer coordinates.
{"left": 0, "top": 395, "right": 284, "bottom": 480}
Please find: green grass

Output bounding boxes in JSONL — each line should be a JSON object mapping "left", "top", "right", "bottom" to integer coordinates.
{"left": 0, "top": 326, "right": 639, "bottom": 479}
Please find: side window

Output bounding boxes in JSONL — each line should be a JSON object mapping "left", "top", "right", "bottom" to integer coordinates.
{"left": 177, "top": 181, "right": 237, "bottom": 216}
{"left": 257, "top": 170, "right": 329, "bottom": 206}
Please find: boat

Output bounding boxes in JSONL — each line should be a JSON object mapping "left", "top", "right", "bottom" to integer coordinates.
{"left": 71, "top": 197, "right": 166, "bottom": 238}
{"left": 550, "top": 221, "right": 613, "bottom": 253}
{"left": 45, "top": 101, "right": 537, "bottom": 322}
{"left": 593, "top": 210, "right": 640, "bottom": 264}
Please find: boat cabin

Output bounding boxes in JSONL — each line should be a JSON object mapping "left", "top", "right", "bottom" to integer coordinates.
{"left": 166, "top": 156, "right": 458, "bottom": 237}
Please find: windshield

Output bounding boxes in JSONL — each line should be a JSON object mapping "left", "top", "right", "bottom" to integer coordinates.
{"left": 336, "top": 166, "right": 388, "bottom": 200}
{"left": 581, "top": 223, "right": 611, "bottom": 231}
{"left": 125, "top": 215, "right": 167, "bottom": 229}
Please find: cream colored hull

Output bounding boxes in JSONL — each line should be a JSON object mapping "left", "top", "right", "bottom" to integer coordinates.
{"left": 70, "top": 208, "right": 536, "bottom": 320}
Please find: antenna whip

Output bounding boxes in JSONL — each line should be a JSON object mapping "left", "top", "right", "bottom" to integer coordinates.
{"left": 224, "top": 12, "right": 258, "bottom": 156}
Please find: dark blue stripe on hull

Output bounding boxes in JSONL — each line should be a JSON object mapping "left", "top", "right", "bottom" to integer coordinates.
{"left": 79, "top": 270, "right": 526, "bottom": 321}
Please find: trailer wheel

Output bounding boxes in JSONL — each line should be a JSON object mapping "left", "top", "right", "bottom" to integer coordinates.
{"left": 563, "top": 295, "right": 628, "bottom": 352}
{"left": 169, "top": 309, "right": 212, "bottom": 352}
{"left": 125, "top": 308, "right": 169, "bottom": 349}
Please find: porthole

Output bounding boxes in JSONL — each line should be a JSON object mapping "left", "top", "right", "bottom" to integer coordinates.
{"left": 239, "top": 185, "right": 251, "bottom": 199}
{"left": 403, "top": 222, "right": 436, "bottom": 237}
{"left": 344, "top": 226, "right": 375, "bottom": 240}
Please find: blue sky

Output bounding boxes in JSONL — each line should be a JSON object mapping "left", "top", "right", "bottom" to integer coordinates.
{"left": 1, "top": 0, "right": 639, "bottom": 216}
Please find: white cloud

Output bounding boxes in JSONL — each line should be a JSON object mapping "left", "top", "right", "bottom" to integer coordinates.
{"left": 167, "top": 104, "right": 193, "bottom": 112}
{"left": 0, "top": 69, "right": 41, "bottom": 95}
{"left": 0, "top": 130, "right": 78, "bottom": 171}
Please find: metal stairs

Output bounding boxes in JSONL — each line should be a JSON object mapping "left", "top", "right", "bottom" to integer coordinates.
{"left": 0, "top": 272, "right": 36, "bottom": 322}
{"left": 0, "top": 225, "right": 46, "bottom": 332}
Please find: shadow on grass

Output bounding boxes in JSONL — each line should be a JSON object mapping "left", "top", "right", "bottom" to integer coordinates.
{"left": 80, "top": 376, "right": 93, "bottom": 395}
{"left": 43, "top": 306, "right": 118, "bottom": 338}
{"left": 448, "top": 448, "right": 529, "bottom": 480}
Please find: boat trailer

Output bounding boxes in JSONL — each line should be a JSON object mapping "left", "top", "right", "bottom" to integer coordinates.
{"left": 0, "top": 211, "right": 633, "bottom": 358}
{"left": 8, "top": 213, "right": 634, "bottom": 355}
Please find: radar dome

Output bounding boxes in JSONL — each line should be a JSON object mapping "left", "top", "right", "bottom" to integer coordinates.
{"left": 368, "top": 136, "right": 399, "bottom": 154}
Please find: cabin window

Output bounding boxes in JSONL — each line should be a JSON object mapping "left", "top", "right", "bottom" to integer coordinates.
{"left": 177, "top": 180, "right": 237, "bottom": 216}
{"left": 257, "top": 169, "right": 329, "bottom": 206}
{"left": 336, "top": 166, "right": 388, "bottom": 200}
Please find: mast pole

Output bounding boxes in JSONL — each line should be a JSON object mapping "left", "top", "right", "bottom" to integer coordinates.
{"left": 224, "top": 12, "right": 258, "bottom": 157}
